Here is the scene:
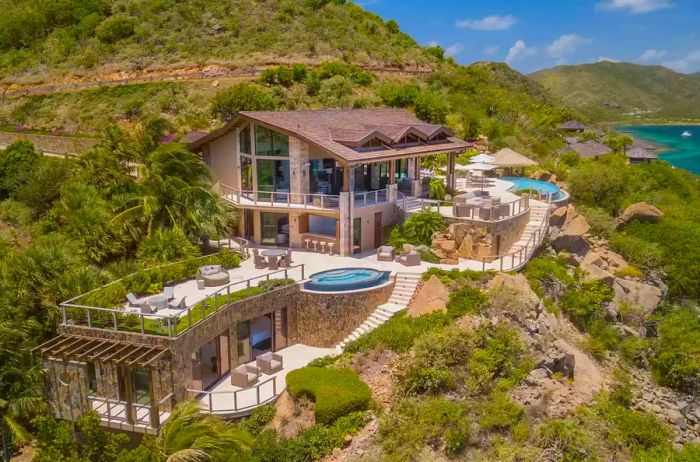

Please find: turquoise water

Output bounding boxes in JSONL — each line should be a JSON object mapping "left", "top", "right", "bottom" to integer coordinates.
{"left": 304, "top": 268, "right": 389, "bottom": 292}
{"left": 501, "top": 177, "right": 565, "bottom": 200}
{"left": 619, "top": 125, "right": 700, "bottom": 175}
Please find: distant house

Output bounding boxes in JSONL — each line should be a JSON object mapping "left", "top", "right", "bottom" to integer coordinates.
{"left": 626, "top": 147, "right": 658, "bottom": 164}
{"left": 563, "top": 140, "right": 613, "bottom": 159}
{"left": 558, "top": 120, "right": 589, "bottom": 132}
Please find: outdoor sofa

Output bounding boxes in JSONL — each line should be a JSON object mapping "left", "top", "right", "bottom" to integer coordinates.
{"left": 256, "top": 352, "right": 283, "bottom": 375}
{"left": 377, "top": 246, "right": 395, "bottom": 262}
{"left": 196, "top": 265, "right": 230, "bottom": 288}
{"left": 231, "top": 363, "right": 259, "bottom": 388}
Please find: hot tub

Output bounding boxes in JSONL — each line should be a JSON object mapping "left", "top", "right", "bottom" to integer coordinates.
{"left": 304, "top": 268, "right": 391, "bottom": 292}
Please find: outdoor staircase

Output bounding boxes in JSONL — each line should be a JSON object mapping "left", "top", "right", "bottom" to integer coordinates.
{"left": 504, "top": 199, "right": 549, "bottom": 256}
{"left": 397, "top": 196, "right": 423, "bottom": 214}
{"left": 335, "top": 273, "right": 421, "bottom": 353}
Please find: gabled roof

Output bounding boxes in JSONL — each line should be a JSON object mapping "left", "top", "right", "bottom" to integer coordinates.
{"left": 626, "top": 147, "right": 658, "bottom": 160}
{"left": 565, "top": 140, "right": 613, "bottom": 158}
{"left": 180, "top": 131, "right": 208, "bottom": 145}
{"left": 188, "top": 109, "right": 471, "bottom": 164}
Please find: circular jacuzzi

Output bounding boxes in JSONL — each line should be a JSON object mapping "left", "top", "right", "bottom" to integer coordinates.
{"left": 501, "top": 176, "right": 570, "bottom": 204}
{"left": 304, "top": 268, "right": 391, "bottom": 292}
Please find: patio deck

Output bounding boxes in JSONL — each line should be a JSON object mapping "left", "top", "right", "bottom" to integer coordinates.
{"left": 191, "top": 344, "right": 336, "bottom": 418}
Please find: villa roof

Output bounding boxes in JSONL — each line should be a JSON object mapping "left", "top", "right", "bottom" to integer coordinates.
{"left": 36, "top": 334, "right": 169, "bottom": 366}
{"left": 566, "top": 140, "right": 613, "bottom": 158}
{"left": 626, "top": 147, "right": 658, "bottom": 160}
{"left": 492, "top": 148, "right": 538, "bottom": 167}
{"left": 180, "top": 131, "right": 208, "bottom": 145}
{"left": 558, "top": 120, "right": 589, "bottom": 131}
{"left": 187, "top": 109, "right": 471, "bottom": 164}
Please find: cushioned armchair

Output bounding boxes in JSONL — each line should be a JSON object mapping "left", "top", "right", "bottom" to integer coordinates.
{"left": 256, "top": 352, "right": 283, "bottom": 375}
{"left": 397, "top": 250, "right": 421, "bottom": 267}
{"left": 377, "top": 246, "right": 394, "bottom": 262}
{"left": 231, "top": 364, "right": 259, "bottom": 388}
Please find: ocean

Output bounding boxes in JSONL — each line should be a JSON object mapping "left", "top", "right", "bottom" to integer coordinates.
{"left": 618, "top": 125, "right": 700, "bottom": 175}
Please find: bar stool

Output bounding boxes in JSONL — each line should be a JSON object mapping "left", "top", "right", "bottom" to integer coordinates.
{"left": 312, "top": 240, "right": 319, "bottom": 252}
{"left": 320, "top": 241, "right": 327, "bottom": 253}
{"left": 327, "top": 242, "right": 334, "bottom": 255}
{"left": 304, "top": 238, "right": 311, "bottom": 249}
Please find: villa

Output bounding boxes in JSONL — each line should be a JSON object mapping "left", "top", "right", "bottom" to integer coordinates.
{"left": 35, "top": 109, "right": 563, "bottom": 436}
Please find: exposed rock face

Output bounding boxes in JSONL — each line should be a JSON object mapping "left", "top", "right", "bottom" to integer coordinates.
{"left": 552, "top": 214, "right": 590, "bottom": 253}
{"left": 432, "top": 225, "right": 492, "bottom": 264}
{"left": 616, "top": 202, "right": 663, "bottom": 230}
{"left": 550, "top": 206, "right": 568, "bottom": 228}
{"left": 407, "top": 275, "right": 450, "bottom": 317}
{"left": 487, "top": 273, "right": 541, "bottom": 312}
{"left": 613, "top": 278, "right": 663, "bottom": 315}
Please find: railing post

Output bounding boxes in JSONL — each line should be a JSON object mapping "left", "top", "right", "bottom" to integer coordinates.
{"left": 140, "top": 315, "right": 145, "bottom": 334}
{"left": 201, "top": 302, "right": 206, "bottom": 322}
{"left": 187, "top": 307, "right": 192, "bottom": 329}
{"left": 167, "top": 317, "right": 172, "bottom": 337}
{"left": 208, "top": 393, "right": 213, "bottom": 412}
{"left": 234, "top": 391, "right": 238, "bottom": 411}
{"left": 113, "top": 312, "right": 118, "bottom": 330}
{"left": 302, "top": 264, "right": 305, "bottom": 280}
{"left": 273, "top": 377, "right": 277, "bottom": 396}
{"left": 500, "top": 258, "right": 503, "bottom": 272}
{"left": 61, "top": 305, "right": 67, "bottom": 324}
{"left": 284, "top": 269, "right": 288, "bottom": 280}
{"left": 87, "top": 309, "right": 92, "bottom": 328}
{"left": 482, "top": 258, "right": 486, "bottom": 271}
{"left": 247, "top": 280, "right": 251, "bottom": 296}
{"left": 256, "top": 385, "right": 261, "bottom": 404}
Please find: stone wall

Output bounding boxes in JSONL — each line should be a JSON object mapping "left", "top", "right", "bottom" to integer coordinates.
{"left": 290, "top": 282, "right": 394, "bottom": 347}
{"left": 44, "top": 358, "right": 90, "bottom": 422}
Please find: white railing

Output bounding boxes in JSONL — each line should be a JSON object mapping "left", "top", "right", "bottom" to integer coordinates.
{"left": 60, "top": 265, "right": 304, "bottom": 337}
{"left": 220, "top": 184, "right": 340, "bottom": 209}
{"left": 89, "top": 393, "right": 172, "bottom": 430}
{"left": 352, "top": 189, "right": 388, "bottom": 207}
{"left": 406, "top": 195, "right": 530, "bottom": 223}
{"left": 188, "top": 376, "right": 278, "bottom": 415}
{"left": 479, "top": 199, "right": 552, "bottom": 272}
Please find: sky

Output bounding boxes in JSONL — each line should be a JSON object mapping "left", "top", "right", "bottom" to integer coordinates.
{"left": 359, "top": 0, "right": 700, "bottom": 74}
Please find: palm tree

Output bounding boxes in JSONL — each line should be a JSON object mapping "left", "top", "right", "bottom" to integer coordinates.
{"left": 155, "top": 400, "right": 251, "bottom": 461}
{"left": 112, "top": 143, "right": 228, "bottom": 241}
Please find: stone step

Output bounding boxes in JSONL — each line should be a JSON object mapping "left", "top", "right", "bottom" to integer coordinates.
{"left": 393, "top": 287, "right": 415, "bottom": 296}
{"left": 372, "top": 311, "right": 392, "bottom": 321}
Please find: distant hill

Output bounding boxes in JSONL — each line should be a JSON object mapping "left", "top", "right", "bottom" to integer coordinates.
{"left": 530, "top": 61, "right": 700, "bottom": 121}
{"left": 0, "top": 0, "right": 434, "bottom": 83}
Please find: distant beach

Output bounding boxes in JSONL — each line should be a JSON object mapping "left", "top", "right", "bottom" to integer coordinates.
{"left": 618, "top": 125, "right": 700, "bottom": 175}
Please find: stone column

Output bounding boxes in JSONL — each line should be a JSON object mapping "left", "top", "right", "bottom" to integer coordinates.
{"left": 387, "top": 183, "right": 398, "bottom": 203}
{"left": 339, "top": 192, "right": 352, "bottom": 256}
{"left": 288, "top": 136, "right": 309, "bottom": 204}
{"left": 447, "top": 152, "right": 456, "bottom": 190}
{"left": 288, "top": 212, "right": 303, "bottom": 249}
{"left": 388, "top": 160, "right": 396, "bottom": 184}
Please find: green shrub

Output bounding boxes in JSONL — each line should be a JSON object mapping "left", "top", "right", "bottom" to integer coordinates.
{"left": 95, "top": 16, "right": 136, "bottom": 43}
{"left": 241, "top": 403, "right": 276, "bottom": 435}
{"left": 422, "top": 267, "right": 486, "bottom": 284}
{"left": 446, "top": 286, "right": 488, "bottom": 317}
{"left": 538, "top": 419, "right": 598, "bottom": 462}
{"left": 466, "top": 324, "right": 531, "bottom": 392}
{"left": 614, "top": 265, "right": 644, "bottom": 279}
{"left": 402, "top": 366, "right": 454, "bottom": 395}
{"left": 380, "top": 397, "right": 470, "bottom": 461}
{"left": 592, "top": 398, "right": 672, "bottom": 450}
{"left": 211, "top": 83, "right": 276, "bottom": 121}
{"left": 479, "top": 393, "right": 524, "bottom": 431}
{"left": 609, "top": 233, "right": 663, "bottom": 270}
{"left": 286, "top": 367, "right": 371, "bottom": 425}
{"left": 651, "top": 307, "right": 700, "bottom": 393}
{"left": 344, "top": 311, "right": 449, "bottom": 354}
{"left": 560, "top": 281, "right": 612, "bottom": 331}
{"left": 136, "top": 229, "right": 199, "bottom": 265}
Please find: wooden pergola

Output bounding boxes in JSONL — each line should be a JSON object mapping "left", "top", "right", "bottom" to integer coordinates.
{"left": 36, "top": 334, "right": 171, "bottom": 428}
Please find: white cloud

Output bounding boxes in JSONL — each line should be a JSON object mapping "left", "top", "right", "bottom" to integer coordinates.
{"left": 483, "top": 45, "right": 500, "bottom": 56}
{"left": 663, "top": 50, "right": 700, "bottom": 73}
{"left": 445, "top": 43, "right": 463, "bottom": 57}
{"left": 506, "top": 39, "right": 536, "bottom": 63}
{"left": 547, "top": 34, "right": 592, "bottom": 58}
{"left": 639, "top": 49, "right": 667, "bottom": 61}
{"left": 597, "top": 56, "right": 620, "bottom": 62}
{"left": 597, "top": 0, "right": 673, "bottom": 13}
{"left": 455, "top": 14, "right": 517, "bottom": 31}
{"left": 426, "top": 40, "right": 440, "bottom": 47}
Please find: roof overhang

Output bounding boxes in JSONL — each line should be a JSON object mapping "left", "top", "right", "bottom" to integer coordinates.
{"left": 35, "top": 334, "right": 169, "bottom": 367}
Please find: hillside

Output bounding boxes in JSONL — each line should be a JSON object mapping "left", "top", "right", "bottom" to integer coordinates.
{"left": 530, "top": 61, "right": 700, "bottom": 121}
{"left": 0, "top": 0, "right": 433, "bottom": 83}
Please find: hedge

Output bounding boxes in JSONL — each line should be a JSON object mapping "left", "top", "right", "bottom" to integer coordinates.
{"left": 286, "top": 367, "right": 371, "bottom": 425}
{"left": 78, "top": 249, "right": 241, "bottom": 308}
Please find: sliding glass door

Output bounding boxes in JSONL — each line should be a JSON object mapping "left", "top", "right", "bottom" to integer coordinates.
{"left": 256, "top": 159, "right": 290, "bottom": 201}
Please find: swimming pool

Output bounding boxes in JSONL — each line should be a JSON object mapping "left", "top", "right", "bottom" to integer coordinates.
{"left": 501, "top": 177, "right": 567, "bottom": 201}
{"left": 304, "top": 268, "right": 391, "bottom": 292}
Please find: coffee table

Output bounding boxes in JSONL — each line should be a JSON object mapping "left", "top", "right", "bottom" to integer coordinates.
{"left": 149, "top": 295, "right": 168, "bottom": 311}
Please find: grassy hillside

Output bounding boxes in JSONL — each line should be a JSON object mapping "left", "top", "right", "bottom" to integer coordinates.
{"left": 0, "top": 0, "right": 432, "bottom": 82}
{"left": 530, "top": 61, "right": 700, "bottom": 121}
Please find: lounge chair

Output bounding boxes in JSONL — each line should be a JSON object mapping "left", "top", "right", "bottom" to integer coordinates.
{"left": 256, "top": 352, "right": 283, "bottom": 375}
{"left": 231, "top": 364, "right": 259, "bottom": 388}
{"left": 197, "top": 265, "right": 230, "bottom": 287}
{"left": 126, "top": 293, "right": 140, "bottom": 307}
{"left": 168, "top": 296, "right": 186, "bottom": 310}
{"left": 377, "top": 246, "right": 394, "bottom": 262}
{"left": 254, "top": 254, "right": 266, "bottom": 269}
{"left": 397, "top": 250, "right": 421, "bottom": 266}
{"left": 163, "top": 286, "right": 174, "bottom": 300}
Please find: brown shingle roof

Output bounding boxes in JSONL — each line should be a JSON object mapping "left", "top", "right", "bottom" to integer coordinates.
{"left": 180, "top": 131, "right": 208, "bottom": 144}
{"left": 626, "top": 147, "right": 658, "bottom": 160}
{"left": 565, "top": 140, "right": 613, "bottom": 158}
{"left": 188, "top": 109, "right": 471, "bottom": 164}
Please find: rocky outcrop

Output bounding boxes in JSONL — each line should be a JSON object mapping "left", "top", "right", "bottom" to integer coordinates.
{"left": 487, "top": 273, "right": 541, "bottom": 312}
{"left": 407, "top": 275, "right": 450, "bottom": 317}
{"left": 613, "top": 278, "right": 663, "bottom": 315}
{"left": 432, "top": 223, "right": 493, "bottom": 264}
{"left": 616, "top": 202, "right": 662, "bottom": 230}
{"left": 552, "top": 213, "right": 590, "bottom": 253}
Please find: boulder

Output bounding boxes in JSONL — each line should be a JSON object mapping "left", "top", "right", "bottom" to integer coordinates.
{"left": 550, "top": 206, "right": 568, "bottom": 228}
{"left": 439, "top": 240, "right": 456, "bottom": 252}
{"left": 456, "top": 235, "right": 474, "bottom": 259}
{"left": 580, "top": 259, "right": 615, "bottom": 286}
{"left": 553, "top": 214, "right": 590, "bottom": 253}
{"left": 407, "top": 275, "right": 450, "bottom": 317}
{"left": 487, "top": 273, "right": 541, "bottom": 312}
{"left": 605, "top": 250, "right": 628, "bottom": 271}
{"left": 616, "top": 202, "right": 663, "bottom": 230}
{"left": 613, "top": 278, "right": 663, "bottom": 315}
{"left": 448, "top": 222, "right": 471, "bottom": 246}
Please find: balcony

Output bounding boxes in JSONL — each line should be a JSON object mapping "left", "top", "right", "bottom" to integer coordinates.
{"left": 404, "top": 194, "right": 530, "bottom": 223}
{"left": 220, "top": 184, "right": 340, "bottom": 211}
{"left": 89, "top": 394, "right": 172, "bottom": 435}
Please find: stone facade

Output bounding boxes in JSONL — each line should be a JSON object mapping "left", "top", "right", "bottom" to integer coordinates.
{"left": 291, "top": 282, "right": 394, "bottom": 347}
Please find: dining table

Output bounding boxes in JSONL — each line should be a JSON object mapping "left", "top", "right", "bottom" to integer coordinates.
{"left": 260, "top": 248, "right": 286, "bottom": 268}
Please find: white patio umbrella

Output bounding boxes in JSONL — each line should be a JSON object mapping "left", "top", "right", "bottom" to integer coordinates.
{"left": 465, "top": 162, "right": 497, "bottom": 190}
{"left": 470, "top": 153, "right": 496, "bottom": 164}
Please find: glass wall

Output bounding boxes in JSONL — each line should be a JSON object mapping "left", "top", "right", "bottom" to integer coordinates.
{"left": 255, "top": 125, "right": 289, "bottom": 157}
{"left": 395, "top": 158, "right": 409, "bottom": 182}
{"left": 260, "top": 212, "right": 289, "bottom": 245}
{"left": 241, "top": 156, "right": 253, "bottom": 190}
{"left": 239, "top": 125, "right": 251, "bottom": 154}
{"left": 256, "top": 159, "right": 290, "bottom": 197}
{"left": 353, "top": 217, "right": 361, "bottom": 254}
{"left": 237, "top": 320, "right": 251, "bottom": 365}
{"left": 353, "top": 162, "right": 389, "bottom": 191}
{"left": 309, "top": 158, "right": 344, "bottom": 194}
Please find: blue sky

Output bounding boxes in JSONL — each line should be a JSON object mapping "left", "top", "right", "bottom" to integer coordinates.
{"left": 359, "top": 0, "right": 700, "bottom": 73}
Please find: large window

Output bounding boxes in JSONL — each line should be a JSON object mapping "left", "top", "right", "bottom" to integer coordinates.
{"left": 241, "top": 156, "right": 253, "bottom": 190}
{"left": 256, "top": 159, "right": 290, "bottom": 194}
{"left": 255, "top": 125, "right": 289, "bottom": 157}
{"left": 395, "top": 158, "right": 409, "bottom": 182}
{"left": 239, "top": 125, "right": 251, "bottom": 154}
